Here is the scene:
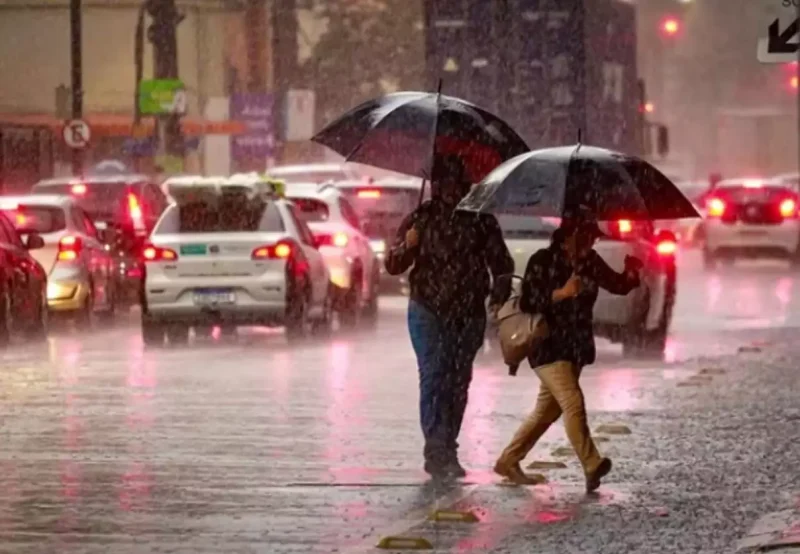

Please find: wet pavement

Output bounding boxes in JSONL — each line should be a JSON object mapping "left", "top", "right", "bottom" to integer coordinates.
{"left": 0, "top": 250, "right": 799, "bottom": 553}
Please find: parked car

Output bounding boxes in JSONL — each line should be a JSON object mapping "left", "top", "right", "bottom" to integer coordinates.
{"left": 31, "top": 174, "right": 169, "bottom": 308}
{"left": 0, "top": 211, "right": 48, "bottom": 343}
{"left": 494, "top": 214, "right": 678, "bottom": 357}
{"left": 702, "top": 178, "right": 800, "bottom": 267}
{"left": 0, "top": 195, "right": 118, "bottom": 325}
{"left": 141, "top": 175, "right": 333, "bottom": 346}
{"left": 285, "top": 182, "right": 380, "bottom": 326}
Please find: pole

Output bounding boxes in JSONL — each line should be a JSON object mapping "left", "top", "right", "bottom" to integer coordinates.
{"left": 133, "top": 3, "right": 145, "bottom": 171}
{"left": 70, "top": 0, "right": 83, "bottom": 176}
{"left": 150, "top": 0, "right": 184, "bottom": 171}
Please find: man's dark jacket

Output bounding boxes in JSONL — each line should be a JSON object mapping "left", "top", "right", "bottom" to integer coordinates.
{"left": 385, "top": 199, "right": 514, "bottom": 324}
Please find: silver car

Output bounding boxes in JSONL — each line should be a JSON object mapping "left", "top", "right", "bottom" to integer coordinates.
{"left": 141, "top": 176, "right": 332, "bottom": 346}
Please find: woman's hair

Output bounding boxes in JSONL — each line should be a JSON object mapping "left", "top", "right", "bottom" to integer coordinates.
{"left": 551, "top": 226, "right": 568, "bottom": 245}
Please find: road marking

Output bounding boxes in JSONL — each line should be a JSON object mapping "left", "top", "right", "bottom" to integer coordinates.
{"left": 345, "top": 484, "right": 481, "bottom": 554}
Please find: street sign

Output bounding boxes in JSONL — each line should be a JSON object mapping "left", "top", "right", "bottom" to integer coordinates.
{"left": 62, "top": 119, "right": 91, "bottom": 149}
{"left": 138, "top": 79, "right": 187, "bottom": 115}
{"left": 758, "top": 2, "right": 800, "bottom": 63}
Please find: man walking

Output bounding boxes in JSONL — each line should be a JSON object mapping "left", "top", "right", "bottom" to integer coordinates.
{"left": 385, "top": 154, "right": 514, "bottom": 479}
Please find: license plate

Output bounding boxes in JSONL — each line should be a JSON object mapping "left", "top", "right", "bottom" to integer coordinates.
{"left": 193, "top": 289, "right": 235, "bottom": 305}
{"left": 180, "top": 244, "right": 207, "bottom": 255}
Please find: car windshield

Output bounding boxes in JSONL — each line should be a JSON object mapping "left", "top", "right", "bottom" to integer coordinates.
{"left": 32, "top": 180, "right": 134, "bottom": 221}
{"left": 1, "top": 205, "right": 66, "bottom": 234}
{"left": 154, "top": 198, "right": 284, "bottom": 234}
{"left": 498, "top": 215, "right": 559, "bottom": 239}
{"left": 289, "top": 197, "right": 330, "bottom": 223}
{"left": 339, "top": 186, "right": 420, "bottom": 239}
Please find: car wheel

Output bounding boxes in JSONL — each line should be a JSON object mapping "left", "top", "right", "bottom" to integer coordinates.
{"left": 312, "top": 286, "right": 334, "bottom": 336}
{"left": 622, "top": 287, "right": 671, "bottom": 360}
{"left": 141, "top": 317, "right": 165, "bottom": 347}
{"left": 165, "top": 323, "right": 189, "bottom": 345}
{"left": 97, "top": 282, "right": 117, "bottom": 323}
{"left": 340, "top": 272, "right": 362, "bottom": 329}
{"left": 194, "top": 324, "right": 214, "bottom": 339}
{"left": 219, "top": 323, "right": 238, "bottom": 340}
{"left": 285, "top": 280, "right": 310, "bottom": 342}
{"left": 0, "top": 288, "right": 13, "bottom": 347}
{"left": 362, "top": 267, "right": 380, "bottom": 323}
{"left": 26, "top": 289, "right": 48, "bottom": 342}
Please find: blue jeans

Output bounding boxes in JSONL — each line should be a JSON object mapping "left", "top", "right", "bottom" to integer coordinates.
{"left": 407, "top": 300, "right": 486, "bottom": 464}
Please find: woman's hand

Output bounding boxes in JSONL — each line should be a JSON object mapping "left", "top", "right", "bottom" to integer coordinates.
{"left": 405, "top": 227, "right": 419, "bottom": 248}
{"left": 552, "top": 273, "right": 581, "bottom": 302}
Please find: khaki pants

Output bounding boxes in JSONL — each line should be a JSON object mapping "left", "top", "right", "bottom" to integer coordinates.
{"left": 498, "top": 361, "right": 603, "bottom": 475}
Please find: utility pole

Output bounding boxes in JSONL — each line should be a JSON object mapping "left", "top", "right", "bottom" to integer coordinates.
{"left": 146, "top": 0, "right": 184, "bottom": 170}
{"left": 70, "top": 0, "right": 83, "bottom": 176}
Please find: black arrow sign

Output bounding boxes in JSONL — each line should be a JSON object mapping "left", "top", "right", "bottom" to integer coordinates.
{"left": 768, "top": 18, "right": 799, "bottom": 54}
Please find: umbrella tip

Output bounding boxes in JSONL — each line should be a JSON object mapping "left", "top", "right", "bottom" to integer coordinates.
{"left": 577, "top": 128, "right": 582, "bottom": 144}
{"left": 437, "top": 78, "right": 443, "bottom": 94}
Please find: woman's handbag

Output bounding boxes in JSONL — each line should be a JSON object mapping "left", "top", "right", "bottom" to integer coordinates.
{"left": 492, "top": 276, "right": 549, "bottom": 366}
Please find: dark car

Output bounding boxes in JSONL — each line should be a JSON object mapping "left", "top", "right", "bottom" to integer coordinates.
{"left": 0, "top": 211, "right": 48, "bottom": 344}
{"left": 31, "top": 175, "right": 169, "bottom": 308}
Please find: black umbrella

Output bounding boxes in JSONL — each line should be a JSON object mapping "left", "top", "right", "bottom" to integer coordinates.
{"left": 311, "top": 89, "right": 529, "bottom": 184}
{"left": 457, "top": 144, "right": 700, "bottom": 220}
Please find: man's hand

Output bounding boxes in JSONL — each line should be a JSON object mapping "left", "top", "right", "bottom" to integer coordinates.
{"left": 405, "top": 227, "right": 419, "bottom": 248}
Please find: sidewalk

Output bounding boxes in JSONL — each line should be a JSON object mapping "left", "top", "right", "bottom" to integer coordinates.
{"left": 345, "top": 329, "right": 800, "bottom": 554}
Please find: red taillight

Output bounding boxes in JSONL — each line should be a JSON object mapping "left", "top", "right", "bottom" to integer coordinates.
{"left": 57, "top": 235, "right": 82, "bottom": 261}
{"left": 656, "top": 239, "right": 677, "bottom": 256}
{"left": 617, "top": 219, "right": 632, "bottom": 234}
{"left": 252, "top": 240, "right": 293, "bottom": 260}
{"left": 15, "top": 213, "right": 26, "bottom": 226}
{"left": 128, "top": 193, "right": 144, "bottom": 224}
{"left": 779, "top": 198, "right": 797, "bottom": 218}
{"left": 357, "top": 189, "right": 381, "bottom": 199}
{"left": 71, "top": 183, "right": 87, "bottom": 195}
{"left": 142, "top": 244, "right": 178, "bottom": 262}
{"left": 707, "top": 197, "right": 726, "bottom": 217}
{"left": 314, "top": 232, "right": 349, "bottom": 248}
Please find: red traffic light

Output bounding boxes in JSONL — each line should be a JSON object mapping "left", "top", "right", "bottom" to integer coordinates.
{"left": 661, "top": 17, "right": 680, "bottom": 37}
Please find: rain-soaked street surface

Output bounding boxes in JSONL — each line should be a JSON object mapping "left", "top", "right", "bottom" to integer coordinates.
{"left": 1, "top": 250, "right": 799, "bottom": 554}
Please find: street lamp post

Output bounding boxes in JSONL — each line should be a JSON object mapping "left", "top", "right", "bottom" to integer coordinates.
{"left": 70, "top": 0, "right": 84, "bottom": 176}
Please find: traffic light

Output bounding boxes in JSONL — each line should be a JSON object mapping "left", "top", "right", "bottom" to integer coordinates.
{"left": 660, "top": 16, "right": 680, "bottom": 37}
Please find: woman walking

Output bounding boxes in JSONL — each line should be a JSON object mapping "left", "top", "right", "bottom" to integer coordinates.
{"left": 385, "top": 154, "right": 514, "bottom": 479}
{"left": 493, "top": 212, "right": 642, "bottom": 492}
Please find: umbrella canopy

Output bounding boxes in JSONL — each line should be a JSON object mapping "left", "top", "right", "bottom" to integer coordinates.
{"left": 457, "top": 144, "right": 701, "bottom": 220}
{"left": 312, "top": 91, "right": 529, "bottom": 184}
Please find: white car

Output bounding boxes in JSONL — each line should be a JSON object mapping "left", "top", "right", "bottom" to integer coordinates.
{"left": 495, "top": 215, "right": 678, "bottom": 357}
{"left": 702, "top": 178, "right": 800, "bottom": 267}
{"left": 267, "top": 164, "right": 359, "bottom": 184}
{"left": 141, "top": 175, "right": 332, "bottom": 346}
{"left": 284, "top": 182, "right": 380, "bottom": 326}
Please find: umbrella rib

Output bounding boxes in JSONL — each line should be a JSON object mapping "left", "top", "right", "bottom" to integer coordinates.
{"left": 343, "top": 94, "right": 427, "bottom": 163}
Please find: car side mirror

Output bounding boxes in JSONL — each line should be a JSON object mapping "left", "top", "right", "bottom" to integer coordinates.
{"left": 25, "top": 233, "right": 45, "bottom": 250}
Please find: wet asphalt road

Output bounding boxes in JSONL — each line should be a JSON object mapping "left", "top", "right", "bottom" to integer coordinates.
{"left": 0, "top": 249, "right": 799, "bottom": 553}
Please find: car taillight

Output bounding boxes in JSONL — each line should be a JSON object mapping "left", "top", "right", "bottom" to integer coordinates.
{"left": 617, "top": 219, "right": 632, "bottom": 234}
{"left": 314, "top": 232, "right": 349, "bottom": 248}
{"left": 779, "top": 198, "right": 797, "bottom": 218}
{"left": 357, "top": 189, "right": 381, "bottom": 199}
{"left": 142, "top": 244, "right": 178, "bottom": 262}
{"left": 656, "top": 239, "right": 677, "bottom": 256}
{"left": 252, "top": 240, "right": 293, "bottom": 260}
{"left": 707, "top": 197, "right": 726, "bottom": 217}
{"left": 128, "top": 193, "right": 144, "bottom": 225}
{"left": 71, "top": 183, "right": 87, "bottom": 195}
{"left": 57, "top": 235, "right": 82, "bottom": 261}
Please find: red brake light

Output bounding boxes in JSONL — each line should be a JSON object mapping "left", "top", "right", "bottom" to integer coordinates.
{"left": 656, "top": 239, "right": 677, "bottom": 256}
{"left": 617, "top": 220, "right": 632, "bottom": 234}
{"left": 779, "top": 198, "right": 797, "bottom": 218}
{"left": 707, "top": 197, "right": 726, "bottom": 217}
{"left": 314, "top": 232, "right": 349, "bottom": 248}
{"left": 57, "top": 235, "right": 82, "bottom": 261}
{"left": 71, "top": 183, "right": 87, "bottom": 195}
{"left": 357, "top": 189, "right": 381, "bottom": 199}
{"left": 252, "top": 240, "right": 293, "bottom": 260}
{"left": 142, "top": 244, "right": 178, "bottom": 262}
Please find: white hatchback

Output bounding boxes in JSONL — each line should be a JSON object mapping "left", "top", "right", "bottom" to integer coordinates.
{"left": 141, "top": 176, "right": 332, "bottom": 346}
{"left": 702, "top": 179, "right": 800, "bottom": 267}
{"left": 285, "top": 182, "right": 380, "bottom": 327}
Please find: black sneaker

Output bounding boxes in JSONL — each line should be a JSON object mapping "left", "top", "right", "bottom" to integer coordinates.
{"left": 424, "top": 460, "right": 454, "bottom": 479}
{"left": 445, "top": 458, "right": 467, "bottom": 478}
{"left": 586, "top": 458, "right": 612, "bottom": 493}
